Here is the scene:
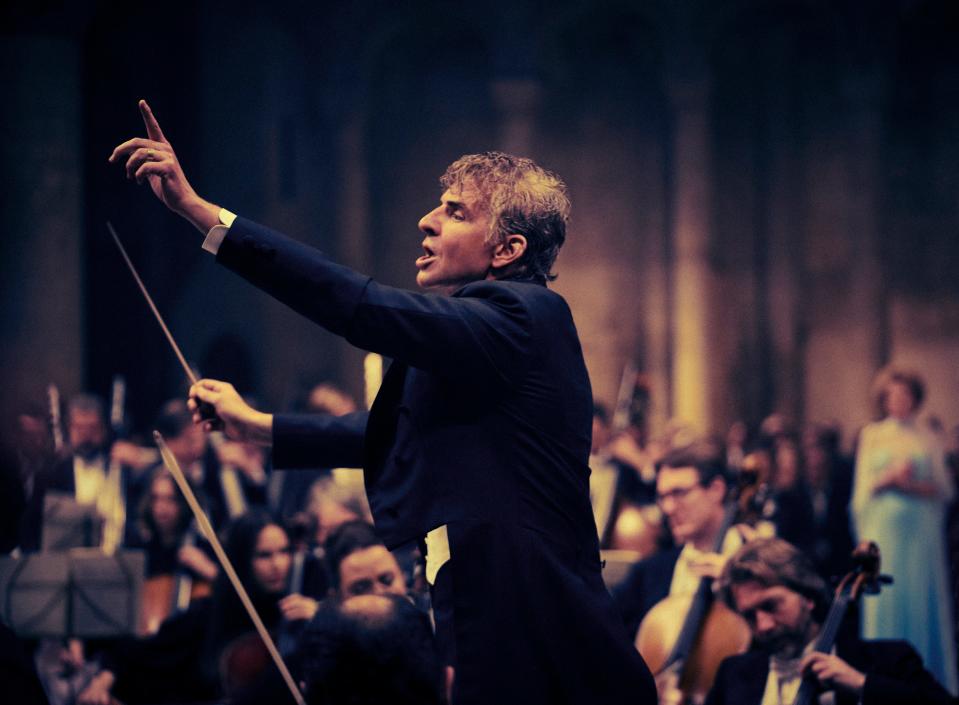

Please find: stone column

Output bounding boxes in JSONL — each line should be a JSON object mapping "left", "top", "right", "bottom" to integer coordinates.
{"left": 668, "top": 78, "right": 716, "bottom": 434}
{"left": 759, "top": 34, "right": 804, "bottom": 422}
{"left": 803, "top": 71, "right": 885, "bottom": 431}
{"left": 0, "top": 37, "right": 84, "bottom": 420}
{"left": 335, "top": 111, "right": 375, "bottom": 404}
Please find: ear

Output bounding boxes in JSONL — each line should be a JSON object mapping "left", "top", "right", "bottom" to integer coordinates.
{"left": 705, "top": 477, "right": 727, "bottom": 502}
{"left": 490, "top": 234, "right": 527, "bottom": 270}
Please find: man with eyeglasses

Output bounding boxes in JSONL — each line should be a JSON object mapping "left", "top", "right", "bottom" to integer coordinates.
{"left": 612, "top": 441, "right": 749, "bottom": 639}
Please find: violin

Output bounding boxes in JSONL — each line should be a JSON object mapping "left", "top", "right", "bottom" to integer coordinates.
{"left": 792, "top": 542, "right": 890, "bottom": 705}
{"left": 138, "top": 520, "right": 213, "bottom": 635}
{"left": 635, "top": 461, "right": 767, "bottom": 704}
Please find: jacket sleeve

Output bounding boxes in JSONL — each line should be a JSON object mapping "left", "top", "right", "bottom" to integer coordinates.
{"left": 271, "top": 411, "right": 368, "bottom": 470}
{"left": 216, "top": 218, "right": 534, "bottom": 387}
{"left": 861, "top": 641, "right": 955, "bottom": 705}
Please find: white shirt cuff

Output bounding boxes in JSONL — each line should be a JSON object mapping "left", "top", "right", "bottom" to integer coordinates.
{"left": 202, "top": 208, "right": 237, "bottom": 255}
{"left": 424, "top": 524, "right": 451, "bottom": 585}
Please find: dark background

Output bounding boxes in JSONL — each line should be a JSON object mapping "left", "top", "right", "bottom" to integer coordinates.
{"left": 3, "top": 0, "right": 958, "bottom": 444}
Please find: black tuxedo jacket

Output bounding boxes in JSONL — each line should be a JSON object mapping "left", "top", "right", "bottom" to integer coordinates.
{"left": 704, "top": 636, "right": 955, "bottom": 705}
{"left": 22, "top": 453, "right": 137, "bottom": 550}
{"left": 215, "top": 217, "right": 656, "bottom": 704}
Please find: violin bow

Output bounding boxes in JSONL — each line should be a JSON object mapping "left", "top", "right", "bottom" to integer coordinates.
{"left": 154, "top": 431, "right": 306, "bottom": 705}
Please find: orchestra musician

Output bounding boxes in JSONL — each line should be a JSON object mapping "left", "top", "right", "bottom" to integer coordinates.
{"left": 614, "top": 441, "right": 759, "bottom": 703}
{"left": 612, "top": 442, "right": 749, "bottom": 638}
{"left": 149, "top": 399, "right": 266, "bottom": 530}
{"left": 77, "top": 510, "right": 322, "bottom": 705}
{"left": 706, "top": 538, "right": 955, "bottom": 705}
{"left": 40, "top": 394, "right": 138, "bottom": 550}
{"left": 130, "top": 467, "right": 218, "bottom": 634}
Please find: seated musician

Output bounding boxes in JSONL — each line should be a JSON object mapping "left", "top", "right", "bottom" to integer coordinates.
{"left": 705, "top": 538, "right": 955, "bottom": 705}
{"left": 130, "top": 467, "right": 218, "bottom": 634}
{"left": 228, "top": 520, "right": 412, "bottom": 705}
{"left": 299, "top": 594, "right": 447, "bottom": 705}
{"left": 324, "top": 519, "right": 409, "bottom": 599}
{"left": 131, "top": 467, "right": 217, "bottom": 580}
{"left": 77, "top": 510, "right": 322, "bottom": 705}
{"left": 612, "top": 441, "right": 748, "bottom": 637}
{"left": 37, "top": 393, "right": 140, "bottom": 551}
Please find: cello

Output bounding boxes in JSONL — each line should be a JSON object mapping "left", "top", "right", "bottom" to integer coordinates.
{"left": 792, "top": 541, "right": 890, "bottom": 705}
{"left": 635, "top": 461, "right": 767, "bottom": 704}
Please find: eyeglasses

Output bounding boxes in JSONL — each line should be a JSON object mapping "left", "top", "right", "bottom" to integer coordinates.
{"left": 655, "top": 484, "right": 701, "bottom": 506}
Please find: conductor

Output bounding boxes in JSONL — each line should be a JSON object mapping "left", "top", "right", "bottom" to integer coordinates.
{"left": 111, "top": 100, "right": 656, "bottom": 705}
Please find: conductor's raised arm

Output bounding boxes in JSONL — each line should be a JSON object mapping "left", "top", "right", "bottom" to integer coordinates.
{"left": 109, "top": 99, "right": 220, "bottom": 234}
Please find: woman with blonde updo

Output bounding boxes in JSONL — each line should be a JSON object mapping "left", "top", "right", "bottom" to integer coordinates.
{"left": 851, "top": 366, "right": 957, "bottom": 694}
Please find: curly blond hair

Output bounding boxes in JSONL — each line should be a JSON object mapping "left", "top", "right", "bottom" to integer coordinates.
{"left": 440, "top": 152, "right": 570, "bottom": 282}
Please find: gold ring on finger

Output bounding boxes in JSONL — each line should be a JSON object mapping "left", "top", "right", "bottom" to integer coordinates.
{"left": 147, "top": 149, "right": 155, "bottom": 159}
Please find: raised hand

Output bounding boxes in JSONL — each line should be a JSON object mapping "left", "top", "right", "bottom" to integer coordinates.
{"left": 109, "top": 100, "right": 219, "bottom": 232}
{"left": 188, "top": 379, "right": 274, "bottom": 446}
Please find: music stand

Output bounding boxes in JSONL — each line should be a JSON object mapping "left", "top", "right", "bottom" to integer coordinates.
{"left": 0, "top": 552, "right": 70, "bottom": 637}
{"left": 69, "top": 548, "right": 145, "bottom": 638}
{"left": 42, "top": 492, "right": 104, "bottom": 550}
{"left": 0, "top": 549, "right": 145, "bottom": 638}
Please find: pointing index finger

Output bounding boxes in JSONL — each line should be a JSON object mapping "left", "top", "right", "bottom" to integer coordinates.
{"left": 139, "top": 99, "right": 167, "bottom": 144}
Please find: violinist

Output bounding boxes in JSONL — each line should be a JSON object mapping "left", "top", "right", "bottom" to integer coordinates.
{"left": 706, "top": 538, "right": 954, "bottom": 705}
{"left": 131, "top": 468, "right": 217, "bottom": 580}
{"left": 77, "top": 510, "right": 321, "bottom": 705}
{"left": 612, "top": 442, "right": 747, "bottom": 638}
{"left": 132, "top": 468, "right": 218, "bottom": 634}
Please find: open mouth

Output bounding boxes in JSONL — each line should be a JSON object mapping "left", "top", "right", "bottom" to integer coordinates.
{"left": 416, "top": 244, "right": 436, "bottom": 269}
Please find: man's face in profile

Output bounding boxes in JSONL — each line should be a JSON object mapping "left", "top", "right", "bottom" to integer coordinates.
{"left": 416, "top": 185, "right": 496, "bottom": 294}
